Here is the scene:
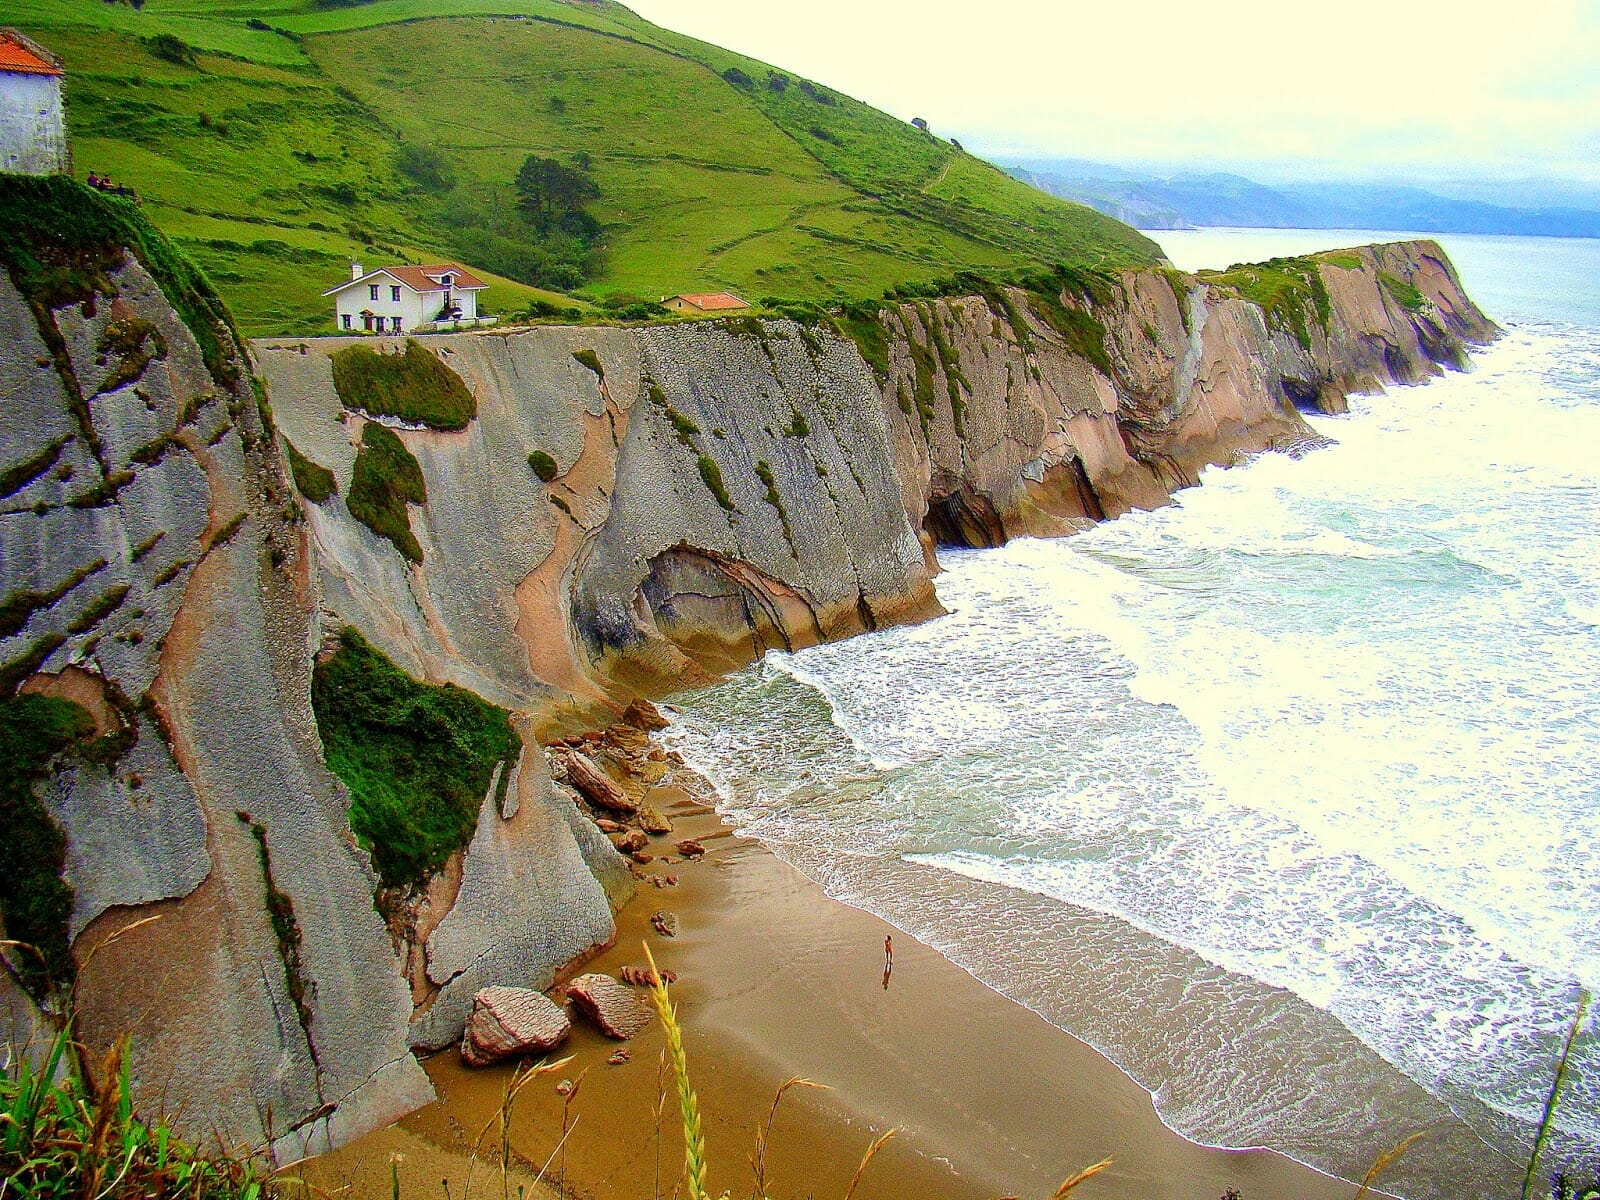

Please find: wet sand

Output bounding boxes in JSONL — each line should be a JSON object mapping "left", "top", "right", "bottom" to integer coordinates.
{"left": 303, "top": 789, "right": 1370, "bottom": 1200}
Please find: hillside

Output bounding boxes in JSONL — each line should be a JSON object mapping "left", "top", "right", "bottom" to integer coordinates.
{"left": 8, "top": 0, "right": 1160, "bottom": 334}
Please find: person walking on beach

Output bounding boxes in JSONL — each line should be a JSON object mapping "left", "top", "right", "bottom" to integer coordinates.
{"left": 882, "top": 934, "right": 894, "bottom": 989}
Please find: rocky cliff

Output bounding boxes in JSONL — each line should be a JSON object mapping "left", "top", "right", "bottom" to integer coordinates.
{"left": 2, "top": 176, "right": 1494, "bottom": 1161}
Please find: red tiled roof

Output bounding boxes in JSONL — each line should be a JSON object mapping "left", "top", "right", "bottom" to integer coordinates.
{"left": 0, "top": 33, "right": 63, "bottom": 77}
{"left": 323, "top": 262, "right": 488, "bottom": 297}
{"left": 670, "top": 292, "right": 749, "bottom": 311}
{"left": 389, "top": 263, "right": 488, "bottom": 291}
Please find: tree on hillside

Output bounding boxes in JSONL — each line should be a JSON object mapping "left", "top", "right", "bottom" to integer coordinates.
{"left": 514, "top": 155, "right": 599, "bottom": 233}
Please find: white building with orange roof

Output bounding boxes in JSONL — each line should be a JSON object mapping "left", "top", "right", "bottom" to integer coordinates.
{"left": 323, "top": 261, "right": 495, "bottom": 334}
{"left": 0, "top": 29, "right": 68, "bottom": 176}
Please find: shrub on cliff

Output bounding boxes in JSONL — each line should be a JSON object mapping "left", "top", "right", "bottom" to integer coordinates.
{"left": 0, "top": 694, "right": 94, "bottom": 1001}
{"left": 284, "top": 437, "right": 336, "bottom": 504}
{"left": 346, "top": 421, "right": 426, "bottom": 563}
{"left": 312, "top": 628, "right": 522, "bottom": 890}
{"left": 330, "top": 339, "right": 476, "bottom": 431}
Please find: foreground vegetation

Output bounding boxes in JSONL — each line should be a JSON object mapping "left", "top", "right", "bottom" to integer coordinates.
{"left": 6, "top": 0, "right": 1158, "bottom": 333}
{"left": 0, "top": 1030, "right": 266, "bottom": 1200}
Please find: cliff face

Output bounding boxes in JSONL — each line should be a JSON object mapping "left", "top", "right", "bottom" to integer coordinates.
{"left": 870, "top": 240, "right": 1494, "bottom": 550}
{"left": 3, "top": 188, "right": 1494, "bottom": 1165}
{"left": 0, "top": 179, "right": 431, "bottom": 1160}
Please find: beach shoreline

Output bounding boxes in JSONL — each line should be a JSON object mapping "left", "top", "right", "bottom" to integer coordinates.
{"left": 304, "top": 787, "right": 1368, "bottom": 1200}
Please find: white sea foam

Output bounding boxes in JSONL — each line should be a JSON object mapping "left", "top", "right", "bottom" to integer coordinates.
{"left": 660, "top": 234, "right": 1600, "bottom": 1198}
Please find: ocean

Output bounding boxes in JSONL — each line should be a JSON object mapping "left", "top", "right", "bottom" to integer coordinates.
{"left": 659, "top": 229, "right": 1600, "bottom": 1199}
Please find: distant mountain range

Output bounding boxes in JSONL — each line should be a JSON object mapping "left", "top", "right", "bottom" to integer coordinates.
{"left": 1006, "top": 160, "right": 1600, "bottom": 239}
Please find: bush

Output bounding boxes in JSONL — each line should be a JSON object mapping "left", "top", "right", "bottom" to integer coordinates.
{"left": 346, "top": 421, "right": 426, "bottom": 563}
{"left": 143, "top": 33, "right": 196, "bottom": 66}
{"left": 721, "top": 66, "right": 753, "bottom": 88}
{"left": 311, "top": 628, "right": 522, "bottom": 889}
{"left": 0, "top": 693, "right": 95, "bottom": 1000}
{"left": 330, "top": 339, "right": 476, "bottom": 431}
{"left": 396, "top": 143, "right": 456, "bottom": 193}
{"left": 572, "top": 348, "right": 604, "bottom": 379}
{"left": 528, "top": 449, "right": 558, "bottom": 482}
{"left": 284, "top": 437, "right": 336, "bottom": 503}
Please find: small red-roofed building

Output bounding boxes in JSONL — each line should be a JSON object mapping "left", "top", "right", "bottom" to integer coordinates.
{"left": 661, "top": 291, "right": 750, "bottom": 315}
{"left": 0, "top": 29, "right": 68, "bottom": 176}
{"left": 323, "top": 261, "right": 496, "bottom": 333}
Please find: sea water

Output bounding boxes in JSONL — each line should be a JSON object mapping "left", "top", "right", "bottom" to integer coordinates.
{"left": 659, "top": 229, "right": 1600, "bottom": 1198}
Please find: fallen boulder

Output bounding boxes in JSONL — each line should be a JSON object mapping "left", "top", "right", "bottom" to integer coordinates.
{"left": 675, "top": 839, "right": 705, "bottom": 859}
{"left": 461, "top": 987, "right": 571, "bottom": 1067}
{"left": 639, "top": 806, "right": 672, "bottom": 834}
{"left": 622, "top": 698, "right": 671, "bottom": 730}
{"left": 563, "top": 750, "right": 637, "bottom": 814}
{"left": 609, "top": 829, "right": 649, "bottom": 855}
{"left": 567, "top": 974, "right": 654, "bottom": 1040}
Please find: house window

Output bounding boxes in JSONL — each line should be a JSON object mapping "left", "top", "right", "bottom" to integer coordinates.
{"left": 375, "top": 316, "right": 386, "bottom": 333}
{"left": 342, "top": 314, "right": 352, "bottom": 330}
{"left": 391, "top": 285, "right": 402, "bottom": 302}
{"left": 393, "top": 316, "right": 402, "bottom": 333}
{"left": 442, "top": 274, "right": 454, "bottom": 288}
{"left": 369, "top": 284, "right": 380, "bottom": 301}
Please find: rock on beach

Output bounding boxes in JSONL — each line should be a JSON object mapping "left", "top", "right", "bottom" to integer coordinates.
{"left": 461, "top": 986, "right": 572, "bottom": 1067}
{"left": 567, "top": 974, "right": 654, "bottom": 1039}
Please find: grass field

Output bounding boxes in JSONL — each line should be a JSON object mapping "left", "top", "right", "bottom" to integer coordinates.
{"left": 8, "top": 0, "right": 1160, "bottom": 333}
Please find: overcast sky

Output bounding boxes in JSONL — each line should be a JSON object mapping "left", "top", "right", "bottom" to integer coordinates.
{"left": 623, "top": 0, "right": 1600, "bottom": 184}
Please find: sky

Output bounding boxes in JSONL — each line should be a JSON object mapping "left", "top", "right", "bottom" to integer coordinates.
{"left": 622, "top": 0, "right": 1600, "bottom": 186}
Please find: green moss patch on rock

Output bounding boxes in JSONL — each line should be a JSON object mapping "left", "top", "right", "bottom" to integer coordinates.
{"left": 527, "top": 449, "right": 559, "bottom": 482}
{"left": 571, "top": 348, "right": 605, "bottom": 380}
{"left": 311, "top": 629, "right": 522, "bottom": 891}
{"left": 696, "top": 453, "right": 735, "bottom": 511}
{"left": 329, "top": 339, "right": 476, "bottom": 432}
{"left": 284, "top": 437, "right": 336, "bottom": 504}
{"left": 1379, "top": 270, "right": 1429, "bottom": 314}
{"left": 1200, "top": 256, "right": 1332, "bottom": 352}
{"left": 347, "top": 421, "right": 426, "bottom": 563}
{"left": 754, "top": 459, "right": 793, "bottom": 548}
{"left": 0, "top": 693, "right": 96, "bottom": 1002}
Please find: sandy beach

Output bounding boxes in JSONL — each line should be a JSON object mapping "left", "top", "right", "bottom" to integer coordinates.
{"left": 303, "top": 788, "right": 1365, "bottom": 1200}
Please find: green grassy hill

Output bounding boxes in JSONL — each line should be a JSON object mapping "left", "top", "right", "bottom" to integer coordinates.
{"left": 10, "top": 0, "right": 1161, "bottom": 334}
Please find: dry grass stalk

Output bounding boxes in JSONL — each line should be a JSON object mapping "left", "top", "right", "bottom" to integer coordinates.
{"left": 655, "top": 1050, "right": 669, "bottom": 1200}
{"left": 750, "top": 1075, "right": 829, "bottom": 1200}
{"left": 1349, "top": 1132, "right": 1426, "bottom": 1200}
{"left": 556, "top": 1066, "right": 590, "bottom": 1193}
{"left": 841, "top": 1127, "right": 897, "bottom": 1200}
{"left": 1052, "top": 1156, "right": 1113, "bottom": 1197}
{"left": 460, "top": 1054, "right": 572, "bottom": 1200}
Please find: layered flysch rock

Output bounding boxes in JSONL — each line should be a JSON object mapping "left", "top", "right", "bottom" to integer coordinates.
{"left": 5, "top": 191, "right": 1492, "bottom": 1168}
{"left": 0, "top": 187, "right": 431, "bottom": 1163}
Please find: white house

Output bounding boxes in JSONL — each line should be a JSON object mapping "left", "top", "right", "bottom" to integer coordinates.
{"left": 323, "top": 262, "right": 493, "bottom": 334}
{"left": 0, "top": 29, "right": 68, "bottom": 177}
